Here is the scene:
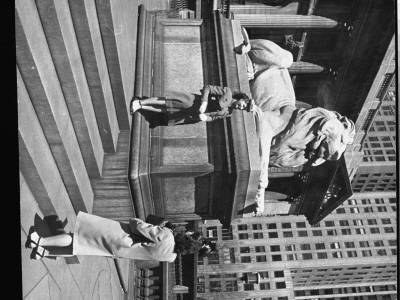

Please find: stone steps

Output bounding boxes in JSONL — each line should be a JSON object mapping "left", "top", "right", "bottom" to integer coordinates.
{"left": 68, "top": 0, "right": 120, "bottom": 153}
{"left": 17, "top": 0, "right": 138, "bottom": 229}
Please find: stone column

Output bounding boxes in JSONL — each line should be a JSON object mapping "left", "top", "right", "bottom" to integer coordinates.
{"left": 234, "top": 14, "right": 338, "bottom": 28}
{"left": 289, "top": 61, "right": 325, "bottom": 74}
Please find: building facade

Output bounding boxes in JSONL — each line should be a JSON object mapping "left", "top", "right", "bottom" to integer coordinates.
{"left": 196, "top": 191, "right": 397, "bottom": 299}
{"left": 350, "top": 78, "right": 397, "bottom": 193}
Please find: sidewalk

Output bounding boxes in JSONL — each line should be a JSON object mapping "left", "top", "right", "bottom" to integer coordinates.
{"left": 20, "top": 173, "right": 125, "bottom": 300}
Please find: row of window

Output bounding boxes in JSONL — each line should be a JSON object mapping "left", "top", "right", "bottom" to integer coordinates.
{"left": 238, "top": 239, "right": 396, "bottom": 254}
{"left": 353, "top": 185, "right": 396, "bottom": 192}
{"left": 336, "top": 206, "right": 396, "bottom": 213}
{"left": 244, "top": 296, "right": 288, "bottom": 300}
{"left": 295, "top": 284, "right": 397, "bottom": 296}
{"left": 347, "top": 198, "right": 396, "bottom": 205}
{"left": 285, "top": 248, "right": 397, "bottom": 261}
{"left": 243, "top": 281, "right": 286, "bottom": 291}
{"left": 291, "top": 265, "right": 397, "bottom": 273}
{"left": 237, "top": 226, "right": 395, "bottom": 239}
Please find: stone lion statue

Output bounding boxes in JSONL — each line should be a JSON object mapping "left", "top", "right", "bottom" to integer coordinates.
{"left": 236, "top": 29, "right": 355, "bottom": 214}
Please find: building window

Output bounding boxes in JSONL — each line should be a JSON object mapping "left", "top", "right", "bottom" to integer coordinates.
{"left": 381, "top": 218, "right": 391, "bottom": 224}
{"left": 370, "top": 228, "right": 380, "bottom": 234}
{"left": 259, "top": 282, "right": 270, "bottom": 290}
{"left": 241, "top": 256, "right": 251, "bottom": 263}
{"left": 377, "top": 206, "right": 387, "bottom": 212}
{"left": 374, "top": 198, "right": 384, "bottom": 204}
{"left": 330, "top": 242, "right": 340, "bottom": 249}
{"left": 367, "top": 219, "right": 377, "bottom": 225}
{"left": 348, "top": 199, "right": 357, "bottom": 205}
{"left": 388, "top": 240, "right": 397, "bottom": 246}
{"left": 225, "top": 280, "right": 238, "bottom": 292}
{"left": 287, "top": 254, "right": 297, "bottom": 260}
{"left": 282, "top": 223, "right": 291, "bottom": 229}
{"left": 384, "top": 227, "right": 394, "bottom": 233}
{"left": 259, "top": 271, "right": 268, "bottom": 279}
{"left": 356, "top": 228, "right": 366, "bottom": 235}
{"left": 298, "top": 231, "right": 308, "bottom": 237}
{"left": 285, "top": 244, "right": 296, "bottom": 251}
{"left": 252, "top": 223, "right": 262, "bottom": 230}
{"left": 317, "top": 252, "right": 328, "bottom": 259}
{"left": 359, "top": 241, "right": 370, "bottom": 247}
{"left": 332, "top": 251, "right": 342, "bottom": 258}
{"left": 270, "top": 245, "right": 280, "bottom": 252}
{"left": 278, "top": 297, "right": 288, "bottom": 300}
{"left": 312, "top": 230, "right": 322, "bottom": 236}
{"left": 296, "top": 222, "right": 306, "bottom": 228}
{"left": 283, "top": 231, "right": 293, "bottom": 237}
{"left": 276, "top": 282, "right": 286, "bottom": 289}
{"left": 336, "top": 208, "right": 345, "bottom": 214}
{"left": 364, "top": 207, "right": 374, "bottom": 213}
{"left": 353, "top": 219, "right": 363, "bottom": 226}
{"left": 256, "top": 255, "right": 267, "bottom": 262}
{"left": 350, "top": 207, "right": 360, "bottom": 213}
{"left": 347, "top": 251, "right": 358, "bottom": 257}
{"left": 339, "top": 220, "right": 349, "bottom": 226}
{"left": 377, "top": 249, "right": 387, "bottom": 256}
{"left": 229, "top": 248, "right": 235, "bottom": 263}
{"left": 325, "top": 221, "right": 335, "bottom": 227}
{"left": 239, "top": 233, "right": 249, "bottom": 240}
{"left": 272, "top": 255, "right": 282, "bottom": 261}
{"left": 362, "top": 250, "right": 373, "bottom": 257}
{"left": 341, "top": 229, "right": 352, "bottom": 235}
{"left": 315, "top": 243, "right": 326, "bottom": 250}
{"left": 255, "top": 246, "right": 265, "bottom": 253}
{"left": 374, "top": 240, "right": 384, "bottom": 247}
{"left": 238, "top": 224, "right": 247, "bottom": 231}
{"left": 327, "top": 229, "right": 337, "bottom": 236}
{"left": 391, "top": 249, "right": 397, "bottom": 255}
{"left": 300, "top": 244, "right": 311, "bottom": 250}
{"left": 302, "top": 253, "right": 313, "bottom": 260}
{"left": 254, "top": 232, "right": 264, "bottom": 239}
{"left": 345, "top": 242, "right": 355, "bottom": 248}
{"left": 268, "top": 232, "right": 278, "bottom": 238}
{"left": 266, "top": 223, "right": 277, "bottom": 229}
{"left": 209, "top": 281, "right": 222, "bottom": 292}
{"left": 243, "top": 284, "right": 254, "bottom": 291}
{"left": 240, "top": 247, "right": 250, "bottom": 253}
{"left": 274, "top": 271, "right": 284, "bottom": 278}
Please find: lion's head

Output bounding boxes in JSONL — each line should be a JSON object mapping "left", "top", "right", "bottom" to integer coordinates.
{"left": 269, "top": 107, "right": 355, "bottom": 168}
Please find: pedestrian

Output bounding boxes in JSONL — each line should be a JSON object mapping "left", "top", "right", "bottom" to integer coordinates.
{"left": 26, "top": 212, "right": 202, "bottom": 262}
{"left": 130, "top": 85, "right": 253, "bottom": 125}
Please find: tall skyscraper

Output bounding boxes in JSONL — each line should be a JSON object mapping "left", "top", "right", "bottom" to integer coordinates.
{"left": 197, "top": 191, "right": 397, "bottom": 299}
{"left": 350, "top": 77, "right": 397, "bottom": 193}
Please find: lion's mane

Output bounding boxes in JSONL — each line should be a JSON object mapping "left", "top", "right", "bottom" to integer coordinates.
{"left": 268, "top": 107, "right": 344, "bottom": 168}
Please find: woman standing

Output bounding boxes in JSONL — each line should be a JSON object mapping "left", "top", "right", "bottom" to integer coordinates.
{"left": 130, "top": 85, "right": 252, "bottom": 125}
{"left": 26, "top": 212, "right": 202, "bottom": 262}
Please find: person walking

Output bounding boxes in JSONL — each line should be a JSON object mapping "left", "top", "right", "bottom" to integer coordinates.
{"left": 26, "top": 212, "right": 202, "bottom": 262}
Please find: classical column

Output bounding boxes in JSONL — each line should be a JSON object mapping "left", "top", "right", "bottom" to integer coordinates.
{"left": 289, "top": 61, "right": 325, "bottom": 74}
{"left": 234, "top": 14, "right": 338, "bottom": 28}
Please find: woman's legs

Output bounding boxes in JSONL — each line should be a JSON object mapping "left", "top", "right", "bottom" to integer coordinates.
{"left": 28, "top": 231, "right": 74, "bottom": 259}
{"left": 39, "top": 233, "right": 73, "bottom": 247}
{"left": 130, "top": 97, "right": 168, "bottom": 114}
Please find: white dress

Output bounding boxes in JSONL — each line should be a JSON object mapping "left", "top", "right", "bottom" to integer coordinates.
{"left": 72, "top": 212, "right": 177, "bottom": 262}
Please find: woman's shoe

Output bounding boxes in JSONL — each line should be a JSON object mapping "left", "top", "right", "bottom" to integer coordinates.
{"left": 25, "top": 227, "right": 41, "bottom": 249}
{"left": 30, "top": 246, "right": 49, "bottom": 260}
{"left": 130, "top": 98, "right": 142, "bottom": 115}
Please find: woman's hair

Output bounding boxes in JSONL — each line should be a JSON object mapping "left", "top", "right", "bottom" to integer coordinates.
{"left": 232, "top": 92, "right": 250, "bottom": 103}
{"left": 174, "top": 232, "right": 203, "bottom": 255}
{"left": 232, "top": 92, "right": 253, "bottom": 111}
